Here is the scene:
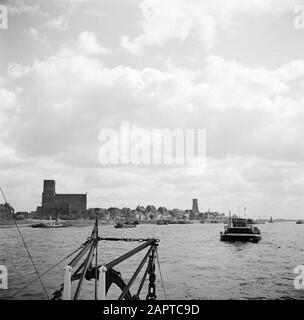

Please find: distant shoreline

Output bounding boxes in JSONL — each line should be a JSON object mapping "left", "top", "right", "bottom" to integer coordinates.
{"left": 0, "top": 219, "right": 103, "bottom": 228}
{"left": 0, "top": 218, "right": 298, "bottom": 228}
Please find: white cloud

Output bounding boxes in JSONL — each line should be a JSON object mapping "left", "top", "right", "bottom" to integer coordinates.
{"left": 0, "top": 84, "right": 17, "bottom": 130}
{"left": 7, "top": 0, "right": 39, "bottom": 16}
{"left": 45, "top": 15, "right": 69, "bottom": 31}
{"left": 78, "top": 32, "right": 109, "bottom": 56}
{"left": 121, "top": 0, "right": 301, "bottom": 54}
{"left": 27, "top": 28, "right": 48, "bottom": 44}
{"left": 6, "top": 37, "right": 304, "bottom": 165}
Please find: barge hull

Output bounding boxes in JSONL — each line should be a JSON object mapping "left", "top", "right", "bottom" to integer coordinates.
{"left": 220, "top": 234, "right": 261, "bottom": 243}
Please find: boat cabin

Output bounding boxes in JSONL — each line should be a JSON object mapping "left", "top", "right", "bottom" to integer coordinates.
{"left": 231, "top": 218, "right": 247, "bottom": 227}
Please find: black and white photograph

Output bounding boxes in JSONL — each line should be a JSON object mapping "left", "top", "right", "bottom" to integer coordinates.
{"left": 1, "top": 0, "right": 304, "bottom": 307}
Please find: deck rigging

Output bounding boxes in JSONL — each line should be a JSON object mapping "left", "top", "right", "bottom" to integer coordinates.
{"left": 52, "top": 214, "right": 162, "bottom": 300}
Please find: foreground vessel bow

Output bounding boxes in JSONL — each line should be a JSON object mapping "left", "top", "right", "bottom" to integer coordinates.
{"left": 52, "top": 214, "right": 162, "bottom": 300}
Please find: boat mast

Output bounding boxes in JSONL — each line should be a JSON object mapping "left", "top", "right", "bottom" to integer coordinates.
{"left": 229, "top": 210, "right": 231, "bottom": 227}
{"left": 94, "top": 213, "right": 98, "bottom": 300}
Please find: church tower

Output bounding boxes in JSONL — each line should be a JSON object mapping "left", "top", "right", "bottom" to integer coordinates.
{"left": 42, "top": 180, "right": 56, "bottom": 206}
{"left": 192, "top": 199, "right": 199, "bottom": 216}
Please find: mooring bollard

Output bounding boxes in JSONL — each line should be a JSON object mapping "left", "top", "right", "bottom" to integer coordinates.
{"left": 63, "top": 266, "right": 72, "bottom": 300}
{"left": 98, "top": 265, "right": 107, "bottom": 300}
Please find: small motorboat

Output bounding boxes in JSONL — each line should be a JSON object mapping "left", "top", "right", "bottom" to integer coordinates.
{"left": 296, "top": 220, "right": 304, "bottom": 224}
{"left": 175, "top": 219, "right": 191, "bottom": 224}
{"left": 114, "top": 221, "right": 137, "bottom": 228}
{"left": 220, "top": 218, "right": 261, "bottom": 243}
{"left": 156, "top": 219, "right": 168, "bottom": 225}
{"left": 167, "top": 219, "right": 191, "bottom": 224}
{"left": 32, "top": 217, "right": 67, "bottom": 228}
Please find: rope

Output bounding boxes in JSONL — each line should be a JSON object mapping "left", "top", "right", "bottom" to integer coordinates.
{"left": 0, "top": 187, "right": 49, "bottom": 299}
{"left": 12, "top": 245, "right": 83, "bottom": 297}
{"left": 156, "top": 249, "right": 168, "bottom": 300}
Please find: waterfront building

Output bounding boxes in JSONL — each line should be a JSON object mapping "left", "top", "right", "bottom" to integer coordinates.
{"left": 197, "top": 212, "right": 204, "bottom": 220}
{"left": 163, "top": 213, "right": 172, "bottom": 221}
{"left": 186, "top": 209, "right": 195, "bottom": 220}
{"left": 121, "top": 207, "right": 132, "bottom": 219}
{"left": 145, "top": 205, "right": 157, "bottom": 214}
{"left": 183, "top": 211, "right": 190, "bottom": 220}
{"left": 136, "top": 205, "right": 146, "bottom": 213}
{"left": 36, "top": 180, "right": 87, "bottom": 219}
{"left": 14, "top": 212, "right": 29, "bottom": 220}
{"left": 203, "top": 211, "right": 226, "bottom": 223}
{"left": 87, "top": 208, "right": 110, "bottom": 220}
{"left": 171, "top": 209, "right": 185, "bottom": 219}
{"left": 87, "top": 208, "right": 102, "bottom": 216}
{"left": 132, "top": 210, "right": 144, "bottom": 221}
{"left": 108, "top": 207, "right": 121, "bottom": 219}
{"left": 0, "top": 204, "right": 13, "bottom": 220}
{"left": 147, "top": 212, "right": 158, "bottom": 221}
{"left": 157, "top": 207, "right": 168, "bottom": 214}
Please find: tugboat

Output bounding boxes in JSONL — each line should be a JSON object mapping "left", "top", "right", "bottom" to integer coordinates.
{"left": 32, "top": 217, "right": 67, "bottom": 228}
{"left": 114, "top": 220, "right": 137, "bottom": 228}
{"left": 220, "top": 218, "right": 261, "bottom": 243}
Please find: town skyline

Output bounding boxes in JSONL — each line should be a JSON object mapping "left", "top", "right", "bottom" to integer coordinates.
{"left": 0, "top": 177, "right": 298, "bottom": 220}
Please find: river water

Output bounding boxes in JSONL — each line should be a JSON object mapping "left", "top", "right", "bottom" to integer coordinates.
{"left": 1, "top": 222, "right": 304, "bottom": 300}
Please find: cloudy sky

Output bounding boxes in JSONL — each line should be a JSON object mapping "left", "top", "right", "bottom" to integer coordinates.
{"left": 1, "top": 0, "right": 304, "bottom": 218}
